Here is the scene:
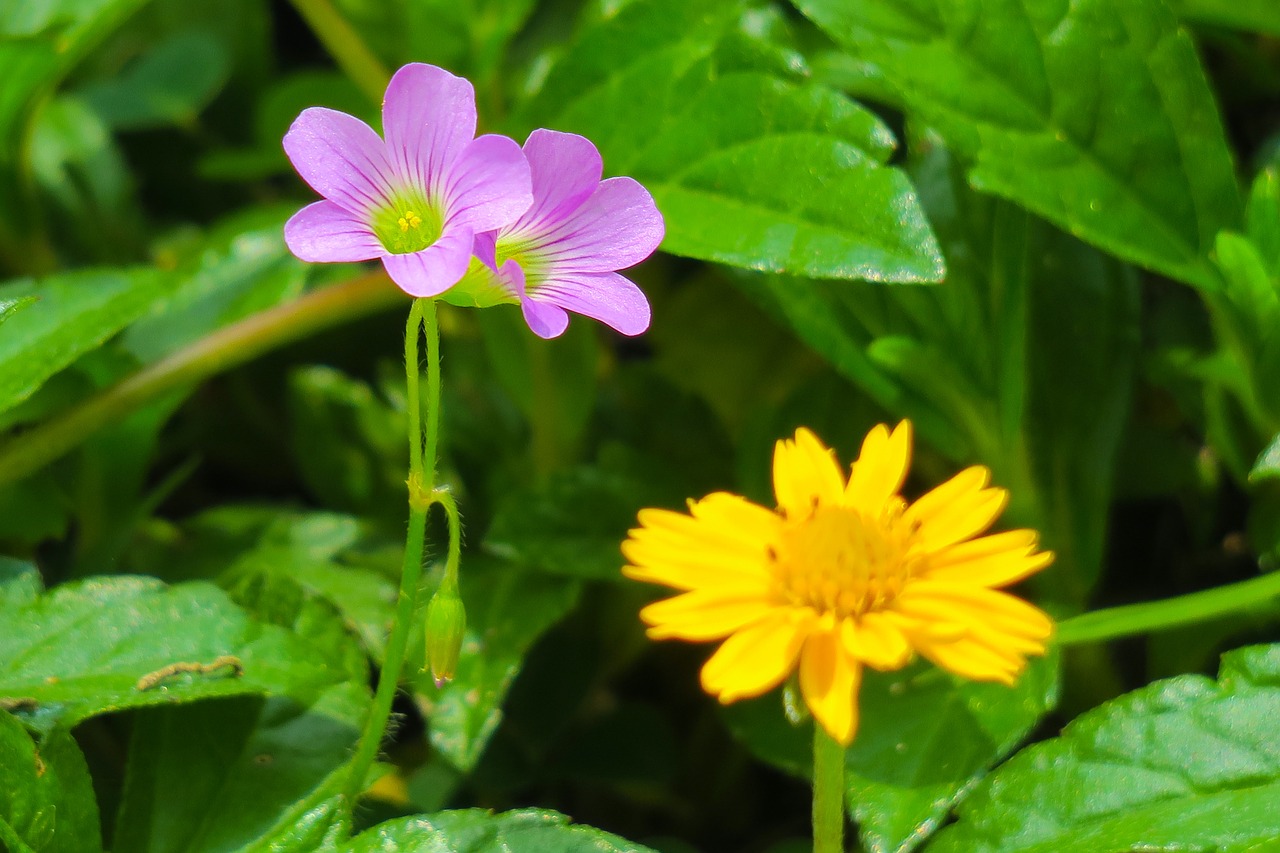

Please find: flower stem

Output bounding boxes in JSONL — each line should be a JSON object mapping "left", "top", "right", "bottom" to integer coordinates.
{"left": 287, "top": 0, "right": 390, "bottom": 103}
{"left": 812, "top": 725, "right": 846, "bottom": 853}
{"left": 1056, "top": 570, "right": 1280, "bottom": 646}
{"left": 345, "top": 298, "right": 440, "bottom": 802}
{"left": 0, "top": 271, "right": 402, "bottom": 489}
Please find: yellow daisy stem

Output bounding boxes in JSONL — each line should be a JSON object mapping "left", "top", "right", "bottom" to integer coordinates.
{"left": 1056, "top": 569, "right": 1280, "bottom": 646}
{"left": 345, "top": 297, "right": 444, "bottom": 804}
{"left": 812, "top": 725, "right": 846, "bottom": 853}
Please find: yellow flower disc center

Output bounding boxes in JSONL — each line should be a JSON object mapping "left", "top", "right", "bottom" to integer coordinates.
{"left": 770, "top": 505, "right": 916, "bottom": 618}
{"left": 372, "top": 195, "right": 443, "bottom": 254}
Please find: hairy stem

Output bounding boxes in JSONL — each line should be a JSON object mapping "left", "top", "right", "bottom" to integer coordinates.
{"left": 345, "top": 298, "right": 441, "bottom": 803}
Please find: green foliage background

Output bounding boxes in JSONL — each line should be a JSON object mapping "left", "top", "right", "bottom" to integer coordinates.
{"left": 1, "top": 0, "right": 1279, "bottom": 850}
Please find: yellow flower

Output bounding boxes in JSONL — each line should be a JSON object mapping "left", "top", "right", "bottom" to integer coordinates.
{"left": 622, "top": 422, "right": 1054, "bottom": 746}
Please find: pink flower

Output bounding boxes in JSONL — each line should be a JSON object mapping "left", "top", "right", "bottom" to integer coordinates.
{"left": 282, "top": 63, "right": 532, "bottom": 298}
{"left": 473, "top": 130, "right": 664, "bottom": 338}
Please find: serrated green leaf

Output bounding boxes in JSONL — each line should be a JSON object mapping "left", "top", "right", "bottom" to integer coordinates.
{"left": 112, "top": 686, "right": 364, "bottom": 853}
{"left": 796, "top": 0, "right": 1242, "bottom": 290}
{"left": 0, "top": 710, "right": 103, "bottom": 853}
{"left": 0, "top": 575, "right": 353, "bottom": 732}
{"left": 521, "top": 0, "right": 943, "bottom": 281}
{"left": 342, "top": 808, "right": 657, "bottom": 852}
{"left": 413, "top": 558, "right": 581, "bottom": 771}
{"left": 0, "top": 267, "right": 171, "bottom": 416}
{"left": 932, "top": 644, "right": 1280, "bottom": 852}
{"left": 724, "top": 654, "right": 1059, "bottom": 853}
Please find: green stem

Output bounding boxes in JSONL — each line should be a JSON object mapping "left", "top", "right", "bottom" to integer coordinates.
{"left": 345, "top": 298, "right": 440, "bottom": 802}
{"left": 287, "top": 0, "right": 390, "bottom": 103}
{"left": 0, "top": 271, "right": 402, "bottom": 489}
{"left": 1056, "top": 571, "right": 1280, "bottom": 646}
{"left": 812, "top": 725, "right": 846, "bottom": 853}
{"left": 432, "top": 487, "right": 462, "bottom": 592}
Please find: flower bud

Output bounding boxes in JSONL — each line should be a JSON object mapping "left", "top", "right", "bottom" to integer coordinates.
{"left": 425, "top": 586, "right": 466, "bottom": 687}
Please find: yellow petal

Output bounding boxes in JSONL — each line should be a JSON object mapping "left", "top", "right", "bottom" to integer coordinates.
{"left": 622, "top": 538, "right": 768, "bottom": 592}
{"left": 640, "top": 590, "right": 774, "bottom": 641}
{"left": 773, "top": 428, "right": 845, "bottom": 520}
{"left": 700, "top": 609, "right": 813, "bottom": 702}
{"left": 842, "top": 612, "right": 913, "bottom": 671}
{"left": 923, "top": 529, "right": 1053, "bottom": 587}
{"left": 900, "top": 582, "right": 1054, "bottom": 641}
{"left": 910, "top": 634, "right": 1025, "bottom": 685}
{"left": 845, "top": 421, "right": 912, "bottom": 514}
{"left": 905, "top": 466, "right": 1008, "bottom": 549}
{"left": 799, "top": 627, "right": 863, "bottom": 746}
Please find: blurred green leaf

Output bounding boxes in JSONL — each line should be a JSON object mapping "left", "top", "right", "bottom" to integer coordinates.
{"left": 342, "top": 808, "right": 656, "bottom": 852}
{"left": 0, "top": 573, "right": 354, "bottom": 733}
{"left": 1172, "top": 0, "right": 1280, "bottom": 35}
{"left": 112, "top": 687, "right": 364, "bottom": 853}
{"left": 476, "top": 305, "right": 598, "bottom": 467}
{"left": 413, "top": 557, "right": 581, "bottom": 772}
{"left": 724, "top": 654, "right": 1059, "bottom": 853}
{"left": 288, "top": 366, "right": 406, "bottom": 518}
{"left": 521, "top": 0, "right": 943, "bottom": 281}
{"left": 79, "top": 30, "right": 229, "bottom": 130}
{"left": 0, "top": 267, "right": 170, "bottom": 417}
{"left": 1246, "top": 168, "right": 1280, "bottom": 277}
{"left": 795, "top": 0, "right": 1242, "bottom": 290}
{"left": 0, "top": 0, "right": 150, "bottom": 268}
{"left": 932, "top": 644, "right": 1280, "bottom": 852}
{"left": 486, "top": 462, "right": 678, "bottom": 582}
{"left": 0, "top": 294, "right": 37, "bottom": 325}
{"left": 0, "top": 710, "right": 103, "bottom": 853}
{"left": 30, "top": 95, "right": 141, "bottom": 262}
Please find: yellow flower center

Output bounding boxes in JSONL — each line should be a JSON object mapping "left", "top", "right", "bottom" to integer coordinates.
{"left": 371, "top": 196, "right": 442, "bottom": 254}
{"left": 769, "top": 504, "right": 918, "bottom": 618}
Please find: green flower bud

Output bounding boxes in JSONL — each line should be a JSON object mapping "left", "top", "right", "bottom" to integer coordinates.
{"left": 425, "top": 586, "right": 466, "bottom": 687}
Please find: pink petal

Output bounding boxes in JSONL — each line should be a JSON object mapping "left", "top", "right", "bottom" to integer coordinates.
{"left": 473, "top": 230, "right": 499, "bottom": 272}
{"left": 284, "top": 201, "right": 384, "bottom": 262}
{"left": 534, "top": 270, "right": 651, "bottom": 336}
{"left": 534, "top": 177, "right": 664, "bottom": 272}
{"left": 444, "top": 134, "right": 532, "bottom": 233}
{"left": 382, "top": 63, "right": 477, "bottom": 193}
{"left": 380, "top": 224, "right": 475, "bottom": 298}
{"left": 507, "top": 129, "right": 602, "bottom": 235}
{"left": 283, "top": 108, "right": 395, "bottom": 214}
{"left": 503, "top": 260, "right": 568, "bottom": 338}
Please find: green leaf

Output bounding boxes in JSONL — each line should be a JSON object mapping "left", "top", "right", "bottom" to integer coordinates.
{"left": 31, "top": 95, "right": 141, "bottom": 262}
{"left": 78, "top": 30, "right": 230, "bottom": 130}
{"left": 112, "top": 687, "right": 364, "bottom": 853}
{"left": 342, "top": 808, "right": 657, "bottom": 852}
{"left": 1172, "top": 0, "right": 1280, "bottom": 36}
{"left": 413, "top": 557, "right": 582, "bottom": 772}
{"left": 0, "top": 294, "right": 37, "bottom": 325}
{"left": 795, "top": 0, "right": 1242, "bottom": 290}
{"left": 724, "top": 654, "right": 1059, "bottom": 853}
{"left": 0, "top": 574, "right": 353, "bottom": 732}
{"left": 1251, "top": 432, "right": 1280, "bottom": 483}
{"left": 287, "top": 366, "right": 407, "bottom": 519}
{"left": 0, "top": 710, "right": 102, "bottom": 853}
{"left": 0, "top": 0, "right": 150, "bottom": 266}
{"left": 485, "top": 462, "right": 680, "bottom": 581}
{"left": 521, "top": 0, "right": 943, "bottom": 281}
{"left": 0, "top": 267, "right": 171, "bottom": 416}
{"left": 931, "top": 644, "right": 1280, "bottom": 852}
